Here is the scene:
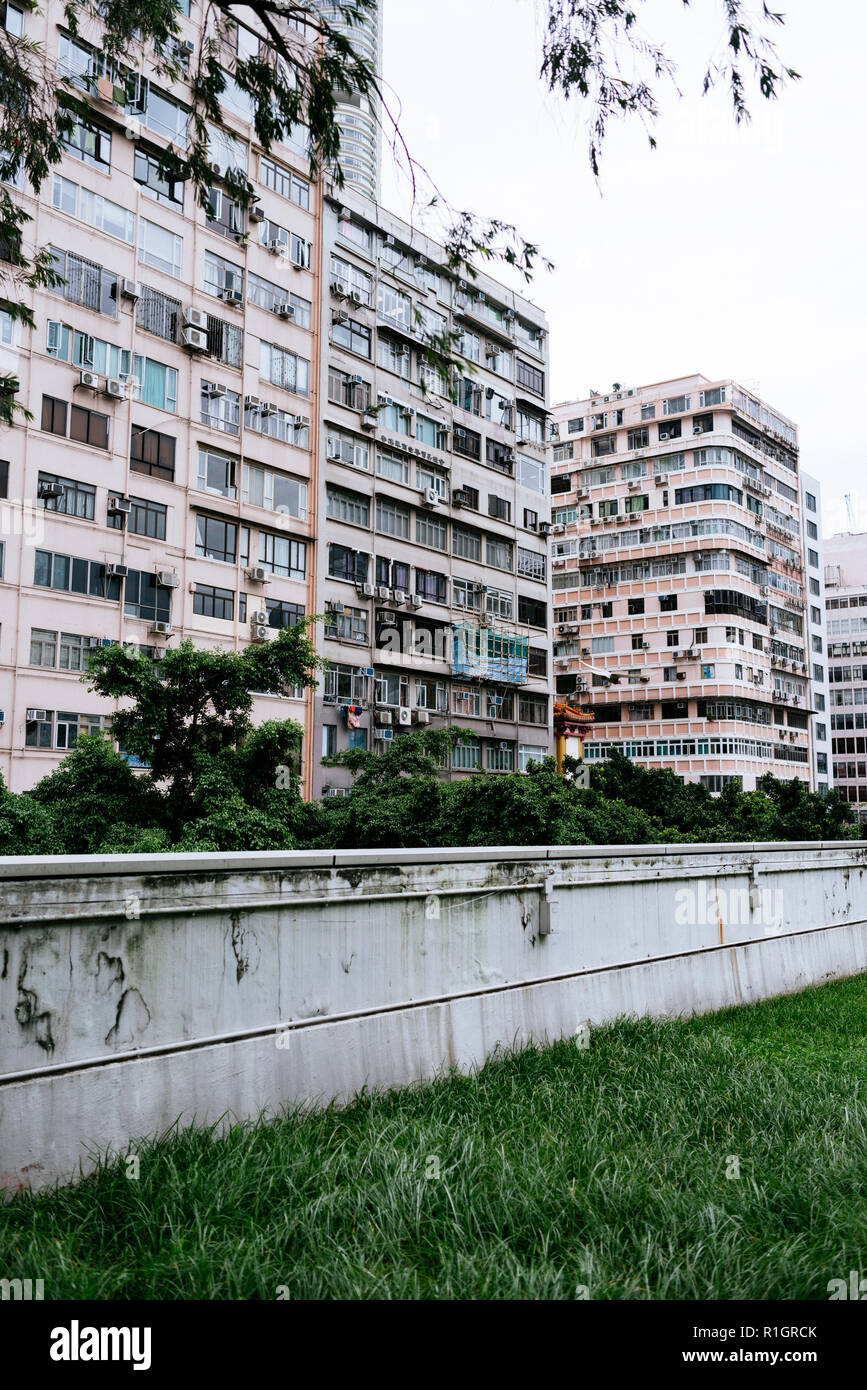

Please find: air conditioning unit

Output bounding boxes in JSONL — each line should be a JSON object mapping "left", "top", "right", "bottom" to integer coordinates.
{"left": 293, "top": 415, "right": 310, "bottom": 429}
{"left": 182, "top": 327, "right": 208, "bottom": 352}
{"left": 641, "top": 641, "right": 650, "bottom": 649}
{"left": 659, "top": 431, "right": 670, "bottom": 441}
{"left": 655, "top": 474, "right": 666, "bottom": 485}
{"left": 628, "top": 480, "right": 639, "bottom": 490}
{"left": 676, "top": 672, "right": 686, "bottom": 680}
{"left": 124, "top": 117, "right": 141, "bottom": 140}
{"left": 376, "top": 585, "right": 392, "bottom": 601}
{"left": 358, "top": 582, "right": 375, "bottom": 598}
{"left": 120, "top": 279, "right": 140, "bottom": 300}
{"left": 415, "top": 710, "right": 431, "bottom": 725}
{"left": 105, "top": 563, "right": 129, "bottom": 578}
{"left": 151, "top": 621, "right": 172, "bottom": 636}
{"left": 245, "top": 566, "right": 270, "bottom": 583}
{"left": 202, "top": 382, "right": 227, "bottom": 398}
{"left": 26, "top": 709, "right": 48, "bottom": 723}
{"left": 156, "top": 570, "right": 179, "bottom": 588}
{"left": 421, "top": 487, "right": 440, "bottom": 507}
{"left": 350, "top": 289, "right": 364, "bottom": 305}
{"left": 374, "top": 729, "right": 394, "bottom": 741}
{"left": 576, "top": 489, "right": 590, "bottom": 500}
{"left": 37, "top": 480, "right": 64, "bottom": 500}
{"left": 376, "top": 710, "right": 392, "bottom": 726}
{"left": 407, "top": 595, "right": 423, "bottom": 610}
{"left": 360, "top": 412, "right": 377, "bottom": 431}
{"left": 275, "top": 304, "right": 296, "bottom": 319}
{"left": 266, "top": 238, "right": 285, "bottom": 254}
{"left": 398, "top": 707, "right": 412, "bottom": 726}
{"left": 393, "top": 589, "right": 407, "bottom": 604}
{"left": 616, "top": 515, "right": 628, "bottom": 524}
{"left": 104, "top": 378, "right": 126, "bottom": 398}
{"left": 79, "top": 370, "right": 100, "bottom": 389}
{"left": 209, "top": 160, "right": 225, "bottom": 179}
{"left": 589, "top": 518, "right": 601, "bottom": 528}
{"left": 259, "top": 402, "right": 277, "bottom": 417}
{"left": 251, "top": 625, "right": 269, "bottom": 642}
{"left": 249, "top": 204, "right": 265, "bottom": 223}
{"left": 380, "top": 611, "right": 397, "bottom": 626}
{"left": 244, "top": 395, "right": 261, "bottom": 411}
{"left": 551, "top": 523, "right": 566, "bottom": 534}
{"left": 184, "top": 307, "right": 208, "bottom": 331}
{"left": 107, "top": 496, "right": 131, "bottom": 515}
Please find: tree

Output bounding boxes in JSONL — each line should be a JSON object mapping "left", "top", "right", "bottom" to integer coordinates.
{"left": 82, "top": 626, "right": 321, "bottom": 829}
{"left": 28, "top": 732, "right": 162, "bottom": 853}
{"left": 0, "top": 1, "right": 797, "bottom": 420}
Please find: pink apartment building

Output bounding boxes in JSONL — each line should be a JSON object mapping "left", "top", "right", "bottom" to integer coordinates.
{"left": 550, "top": 375, "right": 826, "bottom": 792}
{"left": 825, "top": 530, "right": 867, "bottom": 813}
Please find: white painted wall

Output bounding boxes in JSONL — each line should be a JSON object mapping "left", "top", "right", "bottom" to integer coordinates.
{"left": 2, "top": 843, "right": 866, "bottom": 1190}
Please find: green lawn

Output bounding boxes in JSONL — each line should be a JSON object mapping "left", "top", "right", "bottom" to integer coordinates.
{"left": 3, "top": 975, "right": 867, "bottom": 1299}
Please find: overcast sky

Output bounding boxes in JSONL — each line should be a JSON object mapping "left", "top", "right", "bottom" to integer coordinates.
{"left": 381, "top": 0, "right": 866, "bottom": 538}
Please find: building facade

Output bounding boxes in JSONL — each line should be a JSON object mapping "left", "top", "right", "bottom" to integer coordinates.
{"left": 824, "top": 530, "right": 867, "bottom": 814}
{"left": 314, "top": 187, "right": 552, "bottom": 795}
{"left": 0, "top": 1, "right": 552, "bottom": 795}
{"left": 315, "top": 1, "right": 383, "bottom": 202}
{"left": 550, "top": 375, "right": 824, "bottom": 792}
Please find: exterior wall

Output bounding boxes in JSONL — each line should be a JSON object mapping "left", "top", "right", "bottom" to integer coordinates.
{"left": 2, "top": 842, "right": 866, "bottom": 1190}
{"left": 0, "top": 2, "right": 320, "bottom": 793}
{"left": 550, "top": 376, "right": 816, "bottom": 791}
{"left": 825, "top": 531, "right": 867, "bottom": 814}
{"left": 312, "top": 190, "right": 552, "bottom": 793}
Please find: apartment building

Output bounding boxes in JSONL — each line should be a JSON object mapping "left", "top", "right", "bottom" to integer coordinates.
{"left": 314, "top": 188, "right": 552, "bottom": 795}
{"left": 0, "top": 1, "right": 321, "bottom": 793}
{"left": 550, "top": 375, "right": 823, "bottom": 792}
{"left": 801, "top": 472, "right": 831, "bottom": 792}
{"left": 0, "top": 1, "right": 553, "bottom": 796}
{"left": 824, "top": 530, "right": 867, "bottom": 814}
{"left": 314, "top": 1, "right": 383, "bottom": 201}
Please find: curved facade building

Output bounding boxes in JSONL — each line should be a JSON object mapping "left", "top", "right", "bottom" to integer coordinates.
{"left": 317, "top": 1, "right": 382, "bottom": 201}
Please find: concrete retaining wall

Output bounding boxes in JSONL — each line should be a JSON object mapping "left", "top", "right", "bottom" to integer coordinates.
{"left": 2, "top": 842, "right": 866, "bottom": 1190}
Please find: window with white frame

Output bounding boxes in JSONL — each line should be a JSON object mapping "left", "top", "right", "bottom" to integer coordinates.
{"left": 259, "top": 342, "right": 310, "bottom": 395}
{"left": 138, "top": 219, "right": 182, "bottom": 278}
{"left": 244, "top": 462, "right": 307, "bottom": 519}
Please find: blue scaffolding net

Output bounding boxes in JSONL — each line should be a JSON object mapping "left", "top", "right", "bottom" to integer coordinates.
{"left": 451, "top": 623, "right": 529, "bottom": 684}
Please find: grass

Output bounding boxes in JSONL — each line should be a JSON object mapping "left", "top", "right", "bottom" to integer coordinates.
{"left": 3, "top": 974, "right": 867, "bottom": 1299}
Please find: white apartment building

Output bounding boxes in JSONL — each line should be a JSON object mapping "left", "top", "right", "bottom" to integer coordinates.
{"left": 314, "top": 1, "right": 383, "bottom": 202}
{"left": 550, "top": 375, "right": 824, "bottom": 792}
{"left": 314, "top": 188, "right": 552, "bottom": 794}
{"left": 0, "top": 1, "right": 553, "bottom": 795}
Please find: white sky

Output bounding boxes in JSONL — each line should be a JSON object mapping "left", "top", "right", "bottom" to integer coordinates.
{"left": 381, "top": 0, "right": 867, "bottom": 537}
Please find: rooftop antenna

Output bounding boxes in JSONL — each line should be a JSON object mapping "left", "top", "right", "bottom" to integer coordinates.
{"left": 845, "top": 493, "right": 857, "bottom": 531}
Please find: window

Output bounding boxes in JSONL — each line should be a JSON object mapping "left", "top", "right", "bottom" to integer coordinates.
{"left": 592, "top": 434, "right": 617, "bottom": 457}
{"left": 138, "top": 84, "right": 189, "bottom": 145}
{"left": 329, "top": 428, "right": 369, "bottom": 472}
{"left": 417, "top": 463, "right": 448, "bottom": 499}
{"left": 135, "top": 356, "right": 178, "bottom": 412}
{"left": 206, "top": 186, "right": 243, "bottom": 239}
{"left": 193, "top": 584, "right": 235, "bottom": 621}
{"left": 324, "top": 663, "right": 368, "bottom": 703}
{"left": 138, "top": 219, "right": 183, "bottom": 278}
{"left": 416, "top": 513, "right": 447, "bottom": 550}
{"left": 486, "top": 588, "right": 514, "bottom": 621}
{"left": 197, "top": 446, "right": 237, "bottom": 500}
{"left": 517, "top": 547, "right": 546, "bottom": 583}
{"left": 627, "top": 428, "right": 649, "bottom": 450}
{"left": 2, "top": 2, "right": 24, "bottom": 35}
{"left": 377, "top": 334, "right": 411, "bottom": 379}
{"left": 516, "top": 358, "right": 544, "bottom": 397}
{"left": 376, "top": 496, "right": 410, "bottom": 539}
{"left": 486, "top": 537, "right": 513, "bottom": 571}
{"left": 62, "top": 115, "right": 112, "bottom": 171}
{"left": 124, "top": 569, "right": 171, "bottom": 622}
{"left": 553, "top": 443, "right": 574, "bottom": 463}
{"left": 376, "top": 283, "right": 411, "bottom": 330}
{"left": 517, "top": 405, "right": 545, "bottom": 445}
{"left": 136, "top": 285, "right": 182, "bottom": 345}
{"left": 523, "top": 509, "right": 538, "bottom": 531}
{"left": 453, "top": 527, "right": 482, "bottom": 562}
{"left": 416, "top": 414, "right": 448, "bottom": 451}
{"left": 134, "top": 147, "right": 184, "bottom": 209}
{"left": 260, "top": 157, "right": 310, "bottom": 208}
{"left": 518, "top": 595, "right": 546, "bottom": 627}
{"left": 415, "top": 569, "right": 447, "bottom": 603}
{"left": 452, "top": 738, "right": 481, "bottom": 770}
{"left": 516, "top": 455, "right": 545, "bottom": 496}
{"left": 567, "top": 417, "right": 584, "bottom": 434}
{"left": 34, "top": 550, "right": 122, "bottom": 600}
{"left": 659, "top": 594, "right": 678, "bottom": 612}
{"left": 266, "top": 599, "right": 306, "bottom": 630}
{"left": 330, "top": 254, "right": 372, "bottom": 304}
{"left": 131, "top": 425, "right": 175, "bottom": 480}
{"left": 259, "top": 532, "right": 306, "bottom": 580}
{"left": 200, "top": 382, "right": 239, "bottom": 433}
{"left": 37, "top": 472, "right": 95, "bottom": 520}
{"left": 195, "top": 514, "right": 238, "bottom": 564}
{"left": 805, "top": 492, "right": 816, "bottom": 512}
{"left": 41, "top": 396, "right": 109, "bottom": 449}
{"left": 204, "top": 250, "right": 243, "bottom": 301}
{"left": 488, "top": 495, "right": 511, "bottom": 522}
{"left": 701, "top": 664, "right": 715, "bottom": 679}
{"left": 332, "top": 314, "right": 371, "bottom": 357}
{"left": 260, "top": 342, "right": 310, "bottom": 396}
{"left": 486, "top": 439, "right": 514, "bottom": 473}
{"left": 49, "top": 248, "right": 117, "bottom": 317}
{"left": 324, "top": 604, "right": 368, "bottom": 643}
{"left": 30, "top": 628, "right": 58, "bottom": 667}
{"left": 453, "top": 426, "right": 481, "bottom": 461}
{"left": 808, "top": 549, "right": 819, "bottom": 568}
{"left": 258, "top": 218, "right": 312, "bottom": 269}
{"left": 328, "top": 544, "right": 370, "bottom": 584}
{"left": 244, "top": 463, "right": 307, "bottom": 520}
{"left": 625, "top": 494, "right": 649, "bottom": 514}
{"left": 486, "top": 743, "right": 514, "bottom": 773}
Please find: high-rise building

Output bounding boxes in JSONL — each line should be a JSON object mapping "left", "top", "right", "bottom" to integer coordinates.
{"left": 0, "top": 1, "right": 553, "bottom": 795}
{"left": 314, "top": 184, "right": 552, "bottom": 792}
{"left": 550, "top": 375, "right": 824, "bottom": 792}
{"left": 824, "top": 530, "right": 867, "bottom": 814}
{"left": 315, "top": 1, "right": 383, "bottom": 201}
